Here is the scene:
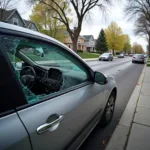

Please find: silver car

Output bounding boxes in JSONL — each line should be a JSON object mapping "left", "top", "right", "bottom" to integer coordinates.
{"left": 0, "top": 23, "right": 117, "bottom": 150}
{"left": 132, "top": 54, "right": 146, "bottom": 64}
{"left": 99, "top": 53, "right": 113, "bottom": 61}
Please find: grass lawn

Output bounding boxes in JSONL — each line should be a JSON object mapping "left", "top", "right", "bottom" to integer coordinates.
{"left": 147, "top": 58, "right": 150, "bottom": 67}
{"left": 77, "top": 52, "right": 99, "bottom": 59}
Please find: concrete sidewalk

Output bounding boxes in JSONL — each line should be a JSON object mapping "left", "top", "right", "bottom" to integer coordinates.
{"left": 106, "top": 66, "right": 150, "bottom": 150}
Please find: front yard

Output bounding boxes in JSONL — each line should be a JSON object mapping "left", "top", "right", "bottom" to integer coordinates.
{"left": 77, "top": 52, "right": 100, "bottom": 59}
{"left": 147, "top": 58, "right": 150, "bottom": 67}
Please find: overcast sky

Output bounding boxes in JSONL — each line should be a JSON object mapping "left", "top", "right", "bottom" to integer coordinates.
{"left": 17, "top": 0, "right": 147, "bottom": 51}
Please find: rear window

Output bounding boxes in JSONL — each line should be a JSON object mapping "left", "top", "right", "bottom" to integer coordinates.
{"left": 134, "top": 54, "right": 143, "bottom": 57}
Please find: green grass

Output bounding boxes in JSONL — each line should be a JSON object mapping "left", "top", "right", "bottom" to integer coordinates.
{"left": 77, "top": 52, "right": 99, "bottom": 59}
{"left": 147, "top": 63, "right": 150, "bottom": 67}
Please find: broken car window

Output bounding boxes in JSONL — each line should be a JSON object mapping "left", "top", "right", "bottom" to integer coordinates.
{"left": 1, "top": 34, "right": 90, "bottom": 104}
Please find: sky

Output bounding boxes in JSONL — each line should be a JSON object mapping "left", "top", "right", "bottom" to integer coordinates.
{"left": 17, "top": 0, "right": 147, "bottom": 52}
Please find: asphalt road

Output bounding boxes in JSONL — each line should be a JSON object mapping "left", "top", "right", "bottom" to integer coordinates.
{"left": 79, "top": 57, "right": 144, "bottom": 150}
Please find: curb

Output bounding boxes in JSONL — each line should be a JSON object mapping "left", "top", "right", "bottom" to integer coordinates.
{"left": 83, "top": 58, "right": 99, "bottom": 61}
{"left": 106, "top": 65, "right": 146, "bottom": 150}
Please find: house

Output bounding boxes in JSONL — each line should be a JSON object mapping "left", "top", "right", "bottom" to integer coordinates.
{"left": 82, "top": 35, "right": 95, "bottom": 52}
{"left": 57, "top": 29, "right": 86, "bottom": 51}
{"left": 23, "top": 19, "right": 39, "bottom": 31}
{"left": 64, "top": 35, "right": 86, "bottom": 51}
{"left": 0, "top": 8, "right": 38, "bottom": 31}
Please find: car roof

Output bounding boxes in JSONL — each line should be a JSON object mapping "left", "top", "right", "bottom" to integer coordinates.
{"left": 0, "top": 22, "right": 71, "bottom": 52}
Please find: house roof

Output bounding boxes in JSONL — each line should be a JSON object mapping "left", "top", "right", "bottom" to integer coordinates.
{"left": 82, "top": 35, "right": 93, "bottom": 40}
{"left": 24, "top": 19, "right": 39, "bottom": 31}
{"left": 0, "top": 8, "right": 26, "bottom": 25}
{"left": 0, "top": 9, "right": 15, "bottom": 21}
{"left": 23, "top": 19, "right": 31, "bottom": 27}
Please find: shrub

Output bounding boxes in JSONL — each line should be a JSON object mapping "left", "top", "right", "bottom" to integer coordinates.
{"left": 77, "top": 50, "right": 83, "bottom": 53}
{"left": 116, "top": 52, "right": 120, "bottom": 55}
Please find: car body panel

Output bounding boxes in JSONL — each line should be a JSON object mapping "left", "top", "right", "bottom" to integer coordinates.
{"left": 17, "top": 83, "right": 105, "bottom": 150}
{"left": 0, "top": 113, "right": 31, "bottom": 150}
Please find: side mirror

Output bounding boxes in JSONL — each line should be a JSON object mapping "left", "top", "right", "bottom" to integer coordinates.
{"left": 94, "top": 71, "right": 107, "bottom": 84}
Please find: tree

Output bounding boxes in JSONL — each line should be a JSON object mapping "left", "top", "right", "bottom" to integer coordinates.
{"left": 29, "top": 0, "right": 112, "bottom": 52}
{"left": 0, "top": 0, "right": 17, "bottom": 21}
{"left": 95, "top": 29, "right": 108, "bottom": 53}
{"left": 123, "top": 34, "right": 131, "bottom": 54}
{"left": 30, "top": 3, "right": 65, "bottom": 42}
{"left": 105, "top": 22, "right": 125, "bottom": 55}
{"left": 132, "top": 43, "right": 144, "bottom": 54}
{"left": 125, "top": 0, "right": 150, "bottom": 57}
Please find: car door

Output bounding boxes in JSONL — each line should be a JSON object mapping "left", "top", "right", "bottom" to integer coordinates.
{"left": 0, "top": 48, "right": 31, "bottom": 150}
{"left": 1, "top": 33, "right": 105, "bottom": 150}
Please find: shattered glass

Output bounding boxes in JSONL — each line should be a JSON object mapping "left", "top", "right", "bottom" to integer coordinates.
{"left": 1, "top": 34, "right": 89, "bottom": 104}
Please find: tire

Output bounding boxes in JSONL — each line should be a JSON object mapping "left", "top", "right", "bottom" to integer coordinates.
{"left": 132, "top": 61, "right": 134, "bottom": 63}
{"left": 100, "top": 92, "right": 116, "bottom": 127}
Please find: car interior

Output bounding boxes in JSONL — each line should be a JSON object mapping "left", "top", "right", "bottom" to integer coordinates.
{"left": 5, "top": 38, "right": 89, "bottom": 104}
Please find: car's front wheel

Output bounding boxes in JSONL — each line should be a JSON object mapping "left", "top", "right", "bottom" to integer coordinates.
{"left": 100, "top": 92, "right": 116, "bottom": 127}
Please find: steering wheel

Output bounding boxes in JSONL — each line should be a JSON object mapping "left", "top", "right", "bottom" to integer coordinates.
{"left": 20, "top": 66, "right": 36, "bottom": 89}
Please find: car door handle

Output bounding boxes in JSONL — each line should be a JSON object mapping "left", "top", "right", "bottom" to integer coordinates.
{"left": 37, "top": 115, "right": 64, "bottom": 134}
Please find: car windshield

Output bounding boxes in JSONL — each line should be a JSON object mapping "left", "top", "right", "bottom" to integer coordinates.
{"left": 18, "top": 42, "right": 79, "bottom": 69}
{"left": 101, "top": 53, "right": 110, "bottom": 56}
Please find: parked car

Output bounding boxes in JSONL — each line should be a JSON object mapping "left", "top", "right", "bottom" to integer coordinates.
{"left": 118, "top": 53, "right": 125, "bottom": 58}
{"left": 132, "top": 54, "right": 146, "bottom": 64}
{"left": 125, "top": 53, "right": 128, "bottom": 56}
{"left": 129, "top": 54, "right": 133, "bottom": 57}
{"left": 99, "top": 53, "right": 113, "bottom": 61}
{"left": 0, "top": 22, "right": 117, "bottom": 150}
{"left": 144, "top": 54, "right": 148, "bottom": 58}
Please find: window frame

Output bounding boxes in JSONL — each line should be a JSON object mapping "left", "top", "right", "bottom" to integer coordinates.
{"left": 0, "top": 29, "right": 95, "bottom": 111}
{"left": 13, "top": 18, "right": 18, "bottom": 25}
{"left": 0, "top": 47, "right": 27, "bottom": 117}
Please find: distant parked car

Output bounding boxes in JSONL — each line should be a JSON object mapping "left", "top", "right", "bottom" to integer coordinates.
{"left": 132, "top": 54, "right": 146, "bottom": 64}
{"left": 118, "top": 53, "right": 125, "bottom": 58}
{"left": 125, "top": 53, "right": 128, "bottom": 56}
{"left": 99, "top": 53, "right": 113, "bottom": 61}
{"left": 144, "top": 54, "right": 148, "bottom": 58}
{"left": 129, "top": 54, "right": 133, "bottom": 57}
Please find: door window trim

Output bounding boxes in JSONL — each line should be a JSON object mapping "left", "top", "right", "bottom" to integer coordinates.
{"left": 16, "top": 81, "right": 93, "bottom": 111}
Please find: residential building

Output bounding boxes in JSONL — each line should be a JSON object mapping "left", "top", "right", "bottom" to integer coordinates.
{"left": 0, "top": 8, "right": 38, "bottom": 31}
{"left": 82, "top": 35, "right": 95, "bottom": 52}
{"left": 23, "top": 19, "right": 38, "bottom": 31}
{"left": 57, "top": 29, "right": 86, "bottom": 51}
{"left": 64, "top": 35, "right": 86, "bottom": 51}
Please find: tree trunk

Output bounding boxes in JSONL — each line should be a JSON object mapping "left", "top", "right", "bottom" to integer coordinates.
{"left": 72, "top": 38, "right": 78, "bottom": 52}
{"left": 112, "top": 49, "right": 115, "bottom": 55}
{"left": 149, "top": 37, "right": 150, "bottom": 58}
{"left": 148, "top": 41, "right": 150, "bottom": 58}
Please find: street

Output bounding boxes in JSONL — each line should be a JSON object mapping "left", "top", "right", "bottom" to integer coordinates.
{"left": 79, "top": 57, "right": 144, "bottom": 150}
